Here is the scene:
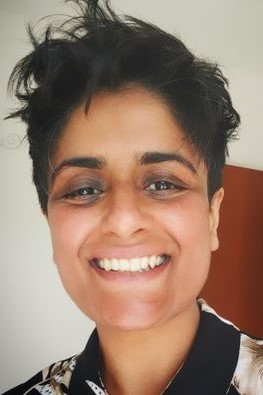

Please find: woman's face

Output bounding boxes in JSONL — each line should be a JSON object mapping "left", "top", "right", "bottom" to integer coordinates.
{"left": 47, "top": 87, "right": 223, "bottom": 331}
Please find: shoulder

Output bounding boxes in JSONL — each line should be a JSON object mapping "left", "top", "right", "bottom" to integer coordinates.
{"left": 2, "top": 355, "right": 79, "bottom": 395}
{"left": 198, "top": 299, "right": 263, "bottom": 395}
{"left": 231, "top": 333, "right": 263, "bottom": 395}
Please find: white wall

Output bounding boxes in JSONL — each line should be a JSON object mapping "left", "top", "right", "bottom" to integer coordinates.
{"left": 1, "top": 0, "right": 263, "bottom": 392}
{"left": 0, "top": 6, "right": 93, "bottom": 392}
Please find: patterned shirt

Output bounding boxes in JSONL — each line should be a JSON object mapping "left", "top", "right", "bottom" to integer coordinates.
{"left": 3, "top": 300, "right": 263, "bottom": 395}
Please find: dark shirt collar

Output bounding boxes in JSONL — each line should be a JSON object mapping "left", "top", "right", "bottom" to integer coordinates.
{"left": 69, "top": 304, "right": 240, "bottom": 394}
{"left": 69, "top": 329, "right": 101, "bottom": 394}
{"left": 165, "top": 311, "right": 240, "bottom": 394}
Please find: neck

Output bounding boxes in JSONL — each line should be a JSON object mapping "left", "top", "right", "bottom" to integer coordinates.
{"left": 96, "top": 301, "right": 200, "bottom": 395}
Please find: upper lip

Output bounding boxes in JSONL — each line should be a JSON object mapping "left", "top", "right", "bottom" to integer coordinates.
{"left": 88, "top": 246, "right": 170, "bottom": 261}
{"left": 91, "top": 254, "right": 168, "bottom": 262}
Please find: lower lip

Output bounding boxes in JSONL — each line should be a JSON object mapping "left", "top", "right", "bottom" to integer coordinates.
{"left": 89, "top": 257, "right": 171, "bottom": 282}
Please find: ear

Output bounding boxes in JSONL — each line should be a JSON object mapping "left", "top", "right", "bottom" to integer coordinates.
{"left": 209, "top": 187, "right": 224, "bottom": 252}
{"left": 43, "top": 211, "right": 57, "bottom": 265}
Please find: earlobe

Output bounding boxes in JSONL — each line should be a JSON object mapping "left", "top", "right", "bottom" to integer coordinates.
{"left": 209, "top": 187, "right": 224, "bottom": 252}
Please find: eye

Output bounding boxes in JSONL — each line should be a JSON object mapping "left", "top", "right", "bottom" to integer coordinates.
{"left": 146, "top": 180, "right": 184, "bottom": 192}
{"left": 63, "top": 186, "right": 102, "bottom": 200}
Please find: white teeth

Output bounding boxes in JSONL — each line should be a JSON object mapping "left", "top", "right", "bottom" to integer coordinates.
{"left": 95, "top": 255, "right": 167, "bottom": 272}
{"left": 104, "top": 259, "right": 111, "bottom": 272}
{"left": 149, "top": 255, "right": 157, "bottom": 269}
{"left": 119, "top": 259, "right": 130, "bottom": 271}
{"left": 156, "top": 255, "right": 163, "bottom": 266}
{"left": 111, "top": 258, "right": 119, "bottom": 271}
{"left": 141, "top": 256, "right": 149, "bottom": 270}
{"left": 130, "top": 258, "right": 140, "bottom": 272}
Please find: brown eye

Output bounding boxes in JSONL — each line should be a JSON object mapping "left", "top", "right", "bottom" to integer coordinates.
{"left": 147, "top": 181, "right": 175, "bottom": 191}
{"left": 63, "top": 186, "right": 102, "bottom": 200}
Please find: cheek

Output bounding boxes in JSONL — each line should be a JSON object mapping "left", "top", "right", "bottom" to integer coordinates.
{"left": 47, "top": 207, "right": 97, "bottom": 263}
{"left": 47, "top": 207, "right": 100, "bottom": 318}
{"left": 155, "top": 196, "right": 212, "bottom": 293}
{"left": 158, "top": 195, "right": 211, "bottom": 246}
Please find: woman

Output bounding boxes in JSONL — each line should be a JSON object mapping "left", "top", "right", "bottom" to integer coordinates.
{"left": 4, "top": 0, "right": 263, "bottom": 394}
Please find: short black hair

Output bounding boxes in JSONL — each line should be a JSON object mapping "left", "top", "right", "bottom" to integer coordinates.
{"left": 7, "top": 0, "right": 240, "bottom": 213}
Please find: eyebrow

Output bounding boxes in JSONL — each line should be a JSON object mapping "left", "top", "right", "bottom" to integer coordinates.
{"left": 138, "top": 151, "right": 197, "bottom": 174}
{"left": 51, "top": 156, "right": 106, "bottom": 182}
{"left": 51, "top": 151, "right": 197, "bottom": 181}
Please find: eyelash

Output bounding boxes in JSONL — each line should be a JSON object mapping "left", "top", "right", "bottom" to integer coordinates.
{"left": 63, "top": 186, "right": 102, "bottom": 200}
{"left": 146, "top": 180, "right": 185, "bottom": 193}
{"left": 60, "top": 178, "right": 185, "bottom": 204}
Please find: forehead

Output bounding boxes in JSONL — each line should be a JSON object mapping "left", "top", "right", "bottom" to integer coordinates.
{"left": 54, "top": 87, "right": 202, "bottom": 171}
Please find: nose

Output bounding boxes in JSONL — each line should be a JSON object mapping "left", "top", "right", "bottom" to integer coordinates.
{"left": 101, "top": 186, "right": 149, "bottom": 240}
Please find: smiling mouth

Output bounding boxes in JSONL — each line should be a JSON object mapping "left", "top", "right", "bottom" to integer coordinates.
{"left": 90, "top": 255, "right": 169, "bottom": 273}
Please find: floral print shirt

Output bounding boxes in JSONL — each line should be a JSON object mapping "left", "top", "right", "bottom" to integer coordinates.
{"left": 3, "top": 300, "right": 263, "bottom": 395}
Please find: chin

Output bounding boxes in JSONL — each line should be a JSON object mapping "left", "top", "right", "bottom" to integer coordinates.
{"left": 97, "top": 316, "right": 162, "bottom": 332}
{"left": 92, "top": 302, "right": 171, "bottom": 332}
